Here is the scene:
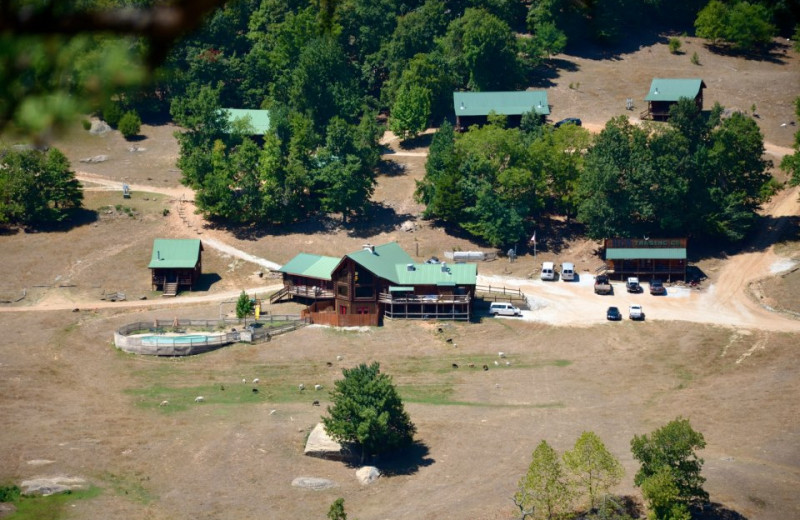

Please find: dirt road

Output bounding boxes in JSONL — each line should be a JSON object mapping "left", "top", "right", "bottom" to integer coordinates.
{"left": 53, "top": 142, "right": 800, "bottom": 333}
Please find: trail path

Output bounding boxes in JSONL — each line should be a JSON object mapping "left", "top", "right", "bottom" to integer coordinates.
{"left": 17, "top": 134, "right": 797, "bottom": 332}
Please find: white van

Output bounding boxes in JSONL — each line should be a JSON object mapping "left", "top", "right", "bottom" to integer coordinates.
{"left": 489, "top": 302, "right": 521, "bottom": 316}
{"left": 540, "top": 262, "right": 555, "bottom": 281}
{"left": 560, "top": 262, "right": 575, "bottom": 281}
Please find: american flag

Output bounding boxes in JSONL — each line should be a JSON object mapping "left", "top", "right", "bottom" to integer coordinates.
{"left": 530, "top": 231, "right": 536, "bottom": 244}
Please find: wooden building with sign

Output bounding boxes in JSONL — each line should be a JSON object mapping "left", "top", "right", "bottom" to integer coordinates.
{"left": 603, "top": 238, "right": 687, "bottom": 281}
{"left": 276, "top": 242, "right": 477, "bottom": 326}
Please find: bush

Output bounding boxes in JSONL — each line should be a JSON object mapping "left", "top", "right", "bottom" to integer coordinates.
{"left": 691, "top": 52, "right": 700, "bottom": 65}
{"left": 118, "top": 110, "right": 142, "bottom": 139}
{"left": 81, "top": 119, "right": 91, "bottom": 131}
{"left": 668, "top": 37, "right": 682, "bottom": 54}
{"left": 0, "top": 484, "right": 21, "bottom": 502}
{"left": 102, "top": 102, "right": 124, "bottom": 127}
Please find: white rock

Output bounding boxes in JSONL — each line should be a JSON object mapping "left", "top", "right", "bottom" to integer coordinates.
{"left": 89, "top": 120, "right": 111, "bottom": 135}
{"left": 355, "top": 466, "right": 381, "bottom": 485}
{"left": 21, "top": 476, "right": 89, "bottom": 496}
{"left": 79, "top": 154, "right": 109, "bottom": 163}
{"left": 304, "top": 423, "right": 345, "bottom": 460}
{"left": 291, "top": 477, "right": 337, "bottom": 490}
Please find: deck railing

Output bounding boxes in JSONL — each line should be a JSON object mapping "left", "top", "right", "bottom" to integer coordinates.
{"left": 286, "top": 284, "right": 335, "bottom": 299}
{"left": 378, "top": 293, "right": 470, "bottom": 304}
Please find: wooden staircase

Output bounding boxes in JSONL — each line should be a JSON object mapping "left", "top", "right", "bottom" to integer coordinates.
{"left": 269, "top": 286, "right": 289, "bottom": 304}
{"left": 162, "top": 282, "right": 178, "bottom": 297}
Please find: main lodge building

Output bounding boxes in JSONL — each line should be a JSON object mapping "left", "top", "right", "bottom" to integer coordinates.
{"left": 275, "top": 242, "right": 477, "bottom": 326}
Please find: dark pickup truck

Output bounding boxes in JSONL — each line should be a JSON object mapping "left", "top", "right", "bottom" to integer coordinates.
{"left": 649, "top": 279, "right": 666, "bottom": 295}
{"left": 594, "top": 274, "right": 613, "bottom": 295}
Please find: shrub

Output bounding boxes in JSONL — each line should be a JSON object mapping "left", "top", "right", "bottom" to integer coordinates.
{"left": 668, "top": 37, "right": 682, "bottom": 54}
{"left": 102, "top": 102, "right": 124, "bottom": 127}
{"left": 81, "top": 119, "right": 91, "bottom": 131}
{"left": 691, "top": 52, "right": 700, "bottom": 65}
{"left": 118, "top": 110, "right": 142, "bottom": 139}
{"left": 0, "top": 484, "right": 21, "bottom": 502}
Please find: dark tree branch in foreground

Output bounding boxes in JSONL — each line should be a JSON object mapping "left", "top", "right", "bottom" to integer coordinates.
{"left": 0, "top": 0, "right": 226, "bottom": 66}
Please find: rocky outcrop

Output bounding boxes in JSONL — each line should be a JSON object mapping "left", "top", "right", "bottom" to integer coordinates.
{"left": 355, "top": 466, "right": 380, "bottom": 485}
{"left": 291, "top": 477, "right": 337, "bottom": 490}
{"left": 20, "top": 476, "right": 89, "bottom": 496}
{"left": 304, "top": 423, "right": 348, "bottom": 460}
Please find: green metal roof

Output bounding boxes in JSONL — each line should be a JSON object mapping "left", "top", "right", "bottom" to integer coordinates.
{"left": 607, "top": 248, "right": 686, "bottom": 260}
{"left": 347, "top": 243, "right": 414, "bottom": 284}
{"left": 645, "top": 79, "right": 705, "bottom": 102}
{"left": 395, "top": 262, "right": 477, "bottom": 286}
{"left": 453, "top": 91, "right": 550, "bottom": 117}
{"left": 389, "top": 286, "right": 414, "bottom": 292}
{"left": 224, "top": 109, "right": 271, "bottom": 134}
{"left": 278, "top": 253, "right": 340, "bottom": 280}
{"left": 148, "top": 239, "right": 202, "bottom": 269}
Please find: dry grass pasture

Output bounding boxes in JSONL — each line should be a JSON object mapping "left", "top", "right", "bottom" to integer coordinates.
{"left": 0, "top": 36, "right": 799, "bottom": 520}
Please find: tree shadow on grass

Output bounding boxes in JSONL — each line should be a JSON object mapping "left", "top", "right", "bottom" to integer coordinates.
{"left": 527, "top": 58, "right": 580, "bottom": 89}
{"left": 21, "top": 208, "right": 99, "bottom": 233}
{"left": 704, "top": 41, "right": 790, "bottom": 65}
{"left": 344, "top": 202, "right": 415, "bottom": 239}
{"left": 371, "top": 441, "right": 434, "bottom": 477}
{"left": 398, "top": 133, "right": 433, "bottom": 150}
{"left": 377, "top": 158, "right": 407, "bottom": 177}
{"left": 692, "top": 501, "right": 749, "bottom": 520}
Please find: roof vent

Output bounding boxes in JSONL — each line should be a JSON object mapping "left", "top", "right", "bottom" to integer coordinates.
{"left": 157, "top": 250, "right": 162, "bottom": 261}
{"left": 407, "top": 264, "right": 415, "bottom": 271}
{"left": 441, "top": 262, "right": 449, "bottom": 273}
{"left": 363, "top": 243, "right": 375, "bottom": 253}
{"left": 654, "top": 87, "right": 659, "bottom": 95}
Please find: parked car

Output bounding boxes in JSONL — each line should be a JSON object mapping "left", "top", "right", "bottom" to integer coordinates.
{"left": 629, "top": 304, "right": 645, "bottom": 321}
{"left": 554, "top": 117, "right": 582, "bottom": 128}
{"left": 540, "top": 262, "right": 556, "bottom": 281}
{"left": 594, "top": 274, "right": 613, "bottom": 295}
{"left": 626, "top": 277, "right": 642, "bottom": 293}
{"left": 489, "top": 302, "right": 522, "bottom": 317}
{"left": 606, "top": 306, "right": 622, "bottom": 321}
{"left": 649, "top": 279, "right": 666, "bottom": 295}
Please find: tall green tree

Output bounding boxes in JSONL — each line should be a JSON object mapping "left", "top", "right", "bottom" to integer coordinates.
{"left": 0, "top": 147, "right": 83, "bottom": 227}
{"left": 389, "top": 84, "right": 431, "bottom": 140}
{"left": 441, "top": 8, "right": 523, "bottom": 91}
{"left": 236, "top": 290, "right": 253, "bottom": 320}
{"left": 514, "top": 440, "right": 572, "bottom": 520}
{"left": 695, "top": 1, "right": 777, "bottom": 51}
{"left": 563, "top": 431, "right": 624, "bottom": 511}
{"left": 323, "top": 362, "right": 416, "bottom": 463}
{"left": 640, "top": 466, "right": 692, "bottom": 520}
{"left": 327, "top": 497, "right": 348, "bottom": 520}
{"left": 631, "top": 418, "right": 708, "bottom": 509}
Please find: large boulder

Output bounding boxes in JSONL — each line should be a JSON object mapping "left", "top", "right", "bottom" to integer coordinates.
{"left": 20, "top": 476, "right": 89, "bottom": 496}
{"left": 304, "top": 423, "right": 347, "bottom": 460}
{"left": 355, "top": 466, "right": 380, "bottom": 486}
{"left": 89, "top": 120, "right": 111, "bottom": 135}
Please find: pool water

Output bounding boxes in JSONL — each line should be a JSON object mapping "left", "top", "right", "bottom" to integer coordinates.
{"left": 139, "top": 334, "right": 218, "bottom": 345}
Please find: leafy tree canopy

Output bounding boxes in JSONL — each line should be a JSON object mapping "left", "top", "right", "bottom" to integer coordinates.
{"left": 0, "top": 147, "right": 83, "bottom": 227}
{"left": 322, "top": 362, "right": 416, "bottom": 463}
{"left": 514, "top": 440, "right": 572, "bottom": 520}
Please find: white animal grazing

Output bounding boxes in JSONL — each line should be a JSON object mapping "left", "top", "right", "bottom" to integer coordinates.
{"left": 194, "top": 396, "right": 204, "bottom": 403}
{"left": 314, "top": 384, "right": 322, "bottom": 391}
{"left": 159, "top": 400, "right": 169, "bottom": 407}
{"left": 252, "top": 378, "right": 260, "bottom": 384}
{"left": 269, "top": 409, "right": 277, "bottom": 415}
{"left": 298, "top": 383, "right": 305, "bottom": 391}
{"left": 242, "top": 378, "right": 247, "bottom": 384}
{"left": 494, "top": 360, "right": 499, "bottom": 366}
{"left": 498, "top": 352, "right": 506, "bottom": 358}
{"left": 336, "top": 355, "right": 343, "bottom": 361}
{"left": 505, "top": 361, "right": 511, "bottom": 366}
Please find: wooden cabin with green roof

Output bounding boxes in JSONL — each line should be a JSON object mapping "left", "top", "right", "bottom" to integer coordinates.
{"left": 603, "top": 238, "right": 687, "bottom": 281}
{"left": 453, "top": 91, "right": 549, "bottom": 131}
{"left": 278, "top": 242, "right": 477, "bottom": 326}
{"left": 148, "top": 239, "right": 203, "bottom": 296}
{"left": 643, "top": 79, "right": 706, "bottom": 121}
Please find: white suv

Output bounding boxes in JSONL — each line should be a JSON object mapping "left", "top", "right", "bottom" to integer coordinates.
{"left": 489, "top": 302, "right": 522, "bottom": 316}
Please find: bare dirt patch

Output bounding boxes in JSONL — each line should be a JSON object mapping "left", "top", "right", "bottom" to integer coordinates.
{"left": 1, "top": 36, "right": 799, "bottom": 520}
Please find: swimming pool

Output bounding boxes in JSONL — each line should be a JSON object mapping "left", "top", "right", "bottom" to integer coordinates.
{"left": 139, "top": 334, "right": 222, "bottom": 346}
